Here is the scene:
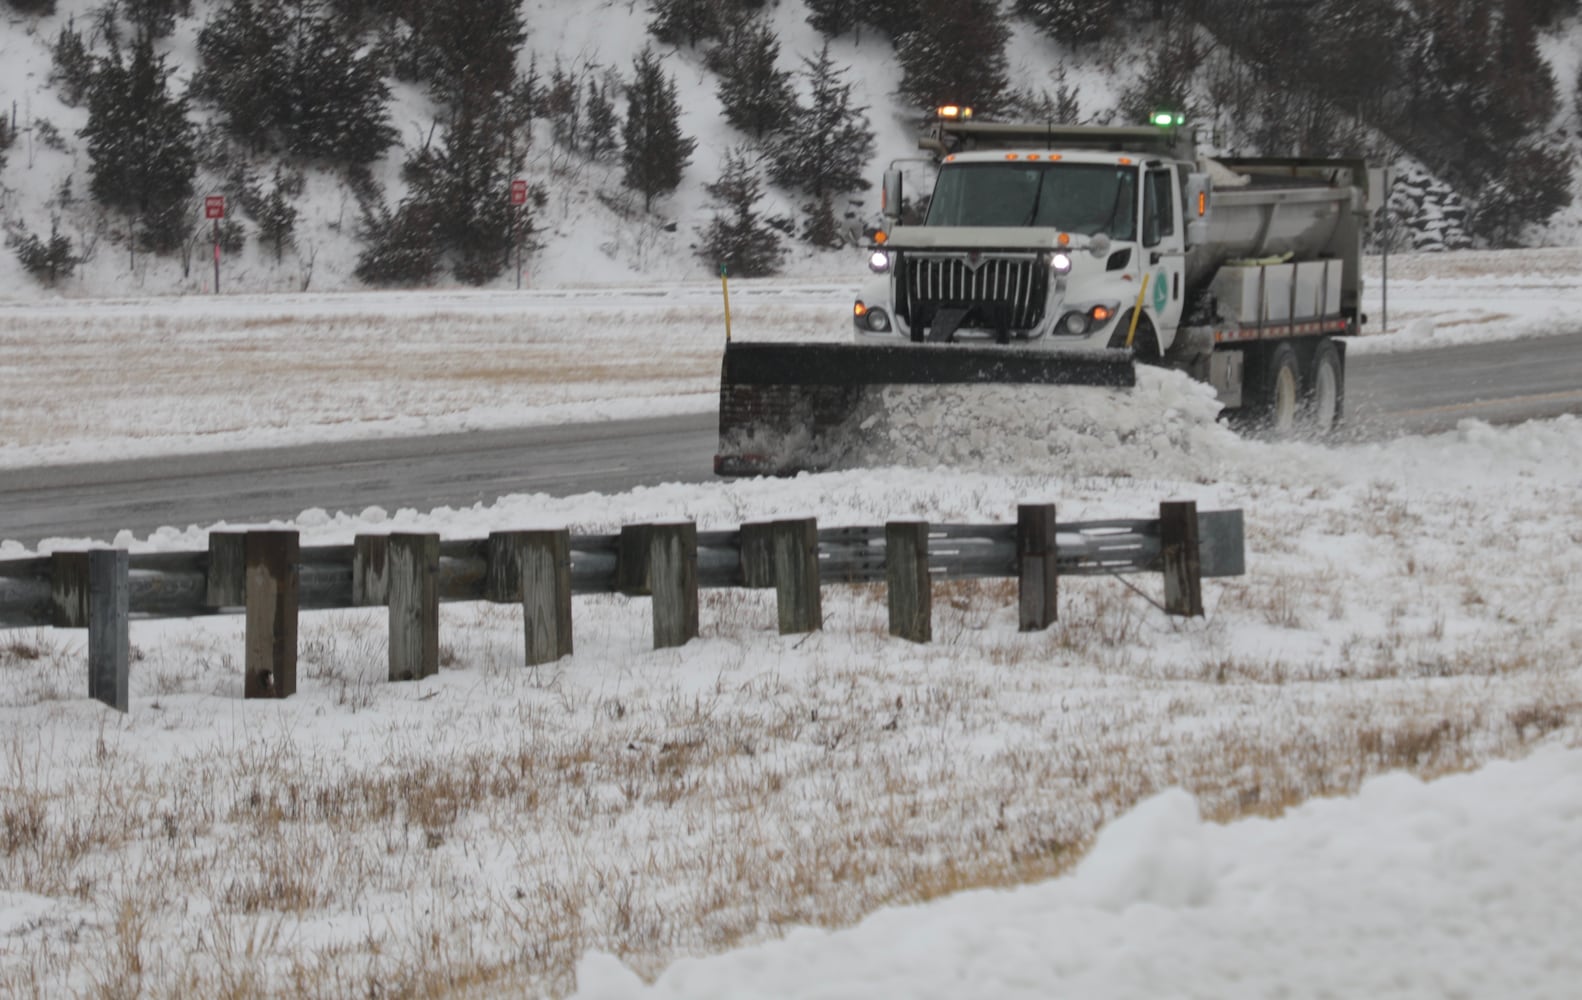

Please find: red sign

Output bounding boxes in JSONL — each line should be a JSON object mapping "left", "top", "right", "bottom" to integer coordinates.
{"left": 204, "top": 195, "right": 225, "bottom": 220}
{"left": 509, "top": 179, "right": 528, "bottom": 207}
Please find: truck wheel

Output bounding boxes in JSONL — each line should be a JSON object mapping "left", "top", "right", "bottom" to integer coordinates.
{"left": 1303, "top": 338, "right": 1344, "bottom": 435}
{"left": 1251, "top": 343, "right": 1302, "bottom": 437}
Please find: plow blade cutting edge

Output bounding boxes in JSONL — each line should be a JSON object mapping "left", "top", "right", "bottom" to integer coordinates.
{"left": 714, "top": 342, "right": 1137, "bottom": 476}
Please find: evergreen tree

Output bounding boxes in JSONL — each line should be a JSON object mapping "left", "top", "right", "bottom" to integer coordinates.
{"left": 413, "top": 0, "right": 525, "bottom": 105}
{"left": 584, "top": 76, "right": 620, "bottom": 161}
{"left": 6, "top": 0, "right": 57, "bottom": 14}
{"left": 193, "top": 0, "right": 395, "bottom": 164}
{"left": 1015, "top": 0, "right": 1118, "bottom": 44}
{"left": 80, "top": 31, "right": 197, "bottom": 252}
{"left": 622, "top": 47, "right": 696, "bottom": 212}
{"left": 696, "top": 147, "right": 785, "bottom": 276}
{"left": 648, "top": 0, "right": 721, "bottom": 47}
{"left": 895, "top": 0, "right": 1010, "bottom": 116}
{"left": 545, "top": 61, "right": 580, "bottom": 150}
{"left": 767, "top": 45, "right": 874, "bottom": 200}
{"left": 712, "top": 21, "right": 796, "bottom": 140}
{"left": 355, "top": 202, "right": 440, "bottom": 285}
{"left": 1115, "top": 29, "right": 1199, "bottom": 126}
{"left": 254, "top": 169, "right": 301, "bottom": 262}
{"left": 50, "top": 18, "right": 95, "bottom": 106}
{"left": 804, "top": 0, "right": 859, "bottom": 39}
{"left": 10, "top": 221, "right": 76, "bottom": 285}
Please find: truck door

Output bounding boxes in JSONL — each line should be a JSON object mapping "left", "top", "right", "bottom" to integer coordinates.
{"left": 1142, "top": 164, "right": 1186, "bottom": 353}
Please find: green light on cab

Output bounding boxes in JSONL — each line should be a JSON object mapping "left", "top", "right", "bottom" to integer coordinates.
{"left": 1151, "top": 110, "right": 1186, "bottom": 128}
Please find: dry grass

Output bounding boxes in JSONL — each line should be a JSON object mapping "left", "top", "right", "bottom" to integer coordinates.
{"left": 3, "top": 557, "right": 1575, "bottom": 998}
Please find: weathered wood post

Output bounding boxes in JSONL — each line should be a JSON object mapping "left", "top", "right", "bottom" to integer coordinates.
{"left": 738, "top": 522, "right": 774, "bottom": 589}
{"left": 617, "top": 524, "right": 657, "bottom": 596}
{"left": 388, "top": 533, "right": 440, "bottom": 681}
{"left": 488, "top": 530, "right": 573, "bottom": 665}
{"left": 87, "top": 549, "right": 129, "bottom": 713}
{"left": 771, "top": 518, "right": 821, "bottom": 634}
{"left": 1159, "top": 500, "right": 1204, "bottom": 617}
{"left": 352, "top": 534, "right": 391, "bottom": 606}
{"left": 50, "top": 551, "right": 89, "bottom": 627}
{"left": 205, "top": 531, "right": 247, "bottom": 607}
{"left": 648, "top": 522, "right": 698, "bottom": 649}
{"left": 244, "top": 530, "right": 299, "bottom": 699}
{"left": 886, "top": 521, "right": 931, "bottom": 643}
{"left": 1017, "top": 503, "right": 1059, "bottom": 630}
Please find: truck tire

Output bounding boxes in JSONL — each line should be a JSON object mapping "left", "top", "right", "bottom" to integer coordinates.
{"left": 1249, "top": 342, "right": 1302, "bottom": 437}
{"left": 1303, "top": 338, "right": 1344, "bottom": 435}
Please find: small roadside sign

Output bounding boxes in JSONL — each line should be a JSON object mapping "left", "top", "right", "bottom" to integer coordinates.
{"left": 204, "top": 195, "right": 225, "bottom": 220}
{"left": 509, "top": 179, "right": 528, "bottom": 206}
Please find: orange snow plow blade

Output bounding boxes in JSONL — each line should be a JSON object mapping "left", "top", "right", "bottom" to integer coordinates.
{"left": 714, "top": 341, "right": 1136, "bottom": 476}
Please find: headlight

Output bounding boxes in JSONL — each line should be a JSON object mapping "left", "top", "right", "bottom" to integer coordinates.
{"left": 866, "top": 309, "right": 891, "bottom": 333}
{"left": 1062, "top": 311, "right": 1090, "bottom": 335}
{"left": 1050, "top": 252, "right": 1073, "bottom": 275}
{"left": 868, "top": 251, "right": 892, "bottom": 273}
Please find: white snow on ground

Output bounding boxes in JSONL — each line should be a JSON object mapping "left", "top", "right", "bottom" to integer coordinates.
{"left": 1, "top": 251, "right": 1580, "bottom": 995}
{"left": 574, "top": 744, "right": 1582, "bottom": 1000}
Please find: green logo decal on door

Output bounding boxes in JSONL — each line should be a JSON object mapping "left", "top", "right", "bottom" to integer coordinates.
{"left": 1153, "top": 269, "right": 1169, "bottom": 312}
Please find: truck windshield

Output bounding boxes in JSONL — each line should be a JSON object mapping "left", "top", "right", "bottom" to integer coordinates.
{"left": 925, "top": 162, "right": 1137, "bottom": 240}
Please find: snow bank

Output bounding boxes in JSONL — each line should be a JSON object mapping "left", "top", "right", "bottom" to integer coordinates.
{"left": 573, "top": 745, "right": 1582, "bottom": 999}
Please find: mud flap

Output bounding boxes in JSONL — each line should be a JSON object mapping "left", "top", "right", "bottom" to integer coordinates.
{"left": 715, "top": 342, "right": 1136, "bottom": 476}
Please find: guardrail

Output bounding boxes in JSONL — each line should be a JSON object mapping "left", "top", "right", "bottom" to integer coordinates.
{"left": 0, "top": 501, "right": 1242, "bottom": 713}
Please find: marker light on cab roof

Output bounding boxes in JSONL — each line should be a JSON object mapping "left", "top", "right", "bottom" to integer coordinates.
{"left": 936, "top": 105, "right": 973, "bottom": 120}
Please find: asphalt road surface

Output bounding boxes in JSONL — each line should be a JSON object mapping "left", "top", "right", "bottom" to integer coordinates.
{"left": 4, "top": 334, "right": 1581, "bottom": 547}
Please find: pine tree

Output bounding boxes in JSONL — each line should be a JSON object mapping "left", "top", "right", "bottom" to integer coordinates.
{"left": 80, "top": 31, "right": 197, "bottom": 253}
{"left": 255, "top": 169, "right": 300, "bottom": 262}
{"left": 1014, "top": 0, "right": 1118, "bottom": 44}
{"left": 712, "top": 21, "right": 796, "bottom": 140}
{"left": 622, "top": 47, "right": 696, "bottom": 212}
{"left": 584, "top": 76, "right": 620, "bottom": 161}
{"left": 696, "top": 147, "right": 785, "bottom": 276}
{"left": 767, "top": 45, "right": 874, "bottom": 200}
{"left": 416, "top": 0, "right": 525, "bottom": 106}
{"left": 11, "top": 221, "right": 76, "bottom": 285}
{"left": 648, "top": 0, "right": 721, "bottom": 47}
{"left": 6, "top": 0, "right": 57, "bottom": 14}
{"left": 50, "top": 18, "right": 95, "bottom": 106}
{"left": 193, "top": 0, "right": 395, "bottom": 164}
{"left": 895, "top": 0, "right": 1009, "bottom": 116}
{"left": 804, "top": 0, "right": 858, "bottom": 39}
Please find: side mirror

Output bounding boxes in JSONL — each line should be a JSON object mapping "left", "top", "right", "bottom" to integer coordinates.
{"left": 882, "top": 169, "right": 903, "bottom": 225}
{"left": 1184, "top": 171, "right": 1213, "bottom": 247}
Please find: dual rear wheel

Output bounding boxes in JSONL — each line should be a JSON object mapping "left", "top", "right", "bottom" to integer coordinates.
{"left": 1243, "top": 338, "right": 1344, "bottom": 438}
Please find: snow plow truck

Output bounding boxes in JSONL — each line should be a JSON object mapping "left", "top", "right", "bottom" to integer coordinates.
{"left": 715, "top": 108, "right": 1371, "bottom": 476}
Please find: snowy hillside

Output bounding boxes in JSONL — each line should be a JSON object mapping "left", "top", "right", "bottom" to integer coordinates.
{"left": 4, "top": 0, "right": 1582, "bottom": 298}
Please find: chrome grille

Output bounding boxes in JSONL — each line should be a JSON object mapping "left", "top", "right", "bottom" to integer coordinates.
{"left": 898, "top": 253, "right": 1048, "bottom": 335}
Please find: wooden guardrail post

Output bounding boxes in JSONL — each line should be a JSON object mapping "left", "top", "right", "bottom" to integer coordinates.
{"left": 489, "top": 530, "right": 573, "bottom": 665}
{"left": 87, "top": 549, "right": 129, "bottom": 713}
{"left": 1017, "top": 503, "right": 1058, "bottom": 630}
{"left": 244, "top": 531, "right": 299, "bottom": 699}
{"left": 388, "top": 533, "right": 440, "bottom": 680}
{"left": 886, "top": 521, "right": 931, "bottom": 643}
{"left": 206, "top": 531, "right": 246, "bottom": 607}
{"left": 352, "top": 534, "right": 390, "bottom": 606}
{"left": 50, "top": 552, "right": 89, "bottom": 627}
{"left": 738, "top": 522, "right": 774, "bottom": 588}
{"left": 648, "top": 522, "right": 698, "bottom": 649}
{"left": 771, "top": 518, "right": 821, "bottom": 634}
{"left": 1160, "top": 501, "right": 1204, "bottom": 617}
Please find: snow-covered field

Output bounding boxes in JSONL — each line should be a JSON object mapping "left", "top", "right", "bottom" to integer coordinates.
{"left": 1, "top": 250, "right": 1580, "bottom": 997}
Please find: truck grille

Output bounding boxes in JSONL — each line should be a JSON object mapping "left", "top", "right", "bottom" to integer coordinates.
{"left": 897, "top": 252, "right": 1049, "bottom": 336}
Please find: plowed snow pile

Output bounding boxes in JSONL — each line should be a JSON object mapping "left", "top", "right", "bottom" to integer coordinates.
{"left": 831, "top": 366, "right": 1233, "bottom": 479}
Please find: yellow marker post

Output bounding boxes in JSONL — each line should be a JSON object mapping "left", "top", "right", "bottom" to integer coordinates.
{"left": 720, "top": 264, "right": 733, "bottom": 342}
{"left": 1125, "top": 274, "right": 1151, "bottom": 349}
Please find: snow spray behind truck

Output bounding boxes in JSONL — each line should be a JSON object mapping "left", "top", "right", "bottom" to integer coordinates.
{"left": 715, "top": 108, "right": 1371, "bottom": 476}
